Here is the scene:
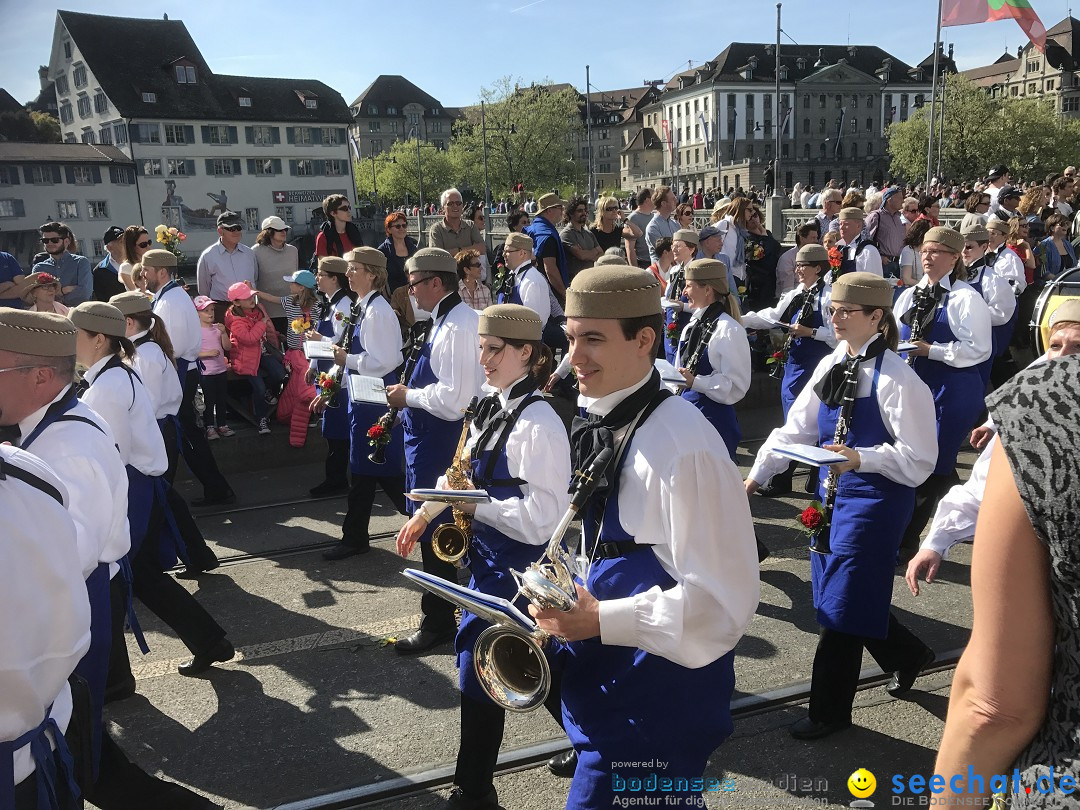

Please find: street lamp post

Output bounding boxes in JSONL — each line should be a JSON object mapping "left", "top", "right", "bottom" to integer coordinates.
{"left": 369, "top": 140, "right": 379, "bottom": 213}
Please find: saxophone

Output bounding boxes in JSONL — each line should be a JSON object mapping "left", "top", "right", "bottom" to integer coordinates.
{"left": 431, "top": 397, "right": 480, "bottom": 566}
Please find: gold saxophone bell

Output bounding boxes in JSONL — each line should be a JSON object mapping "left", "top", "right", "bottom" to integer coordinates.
{"left": 431, "top": 398, "right": 479, "bottom": 566}
{"left": 431, "top": 522, "right": 469, "bottom": 565}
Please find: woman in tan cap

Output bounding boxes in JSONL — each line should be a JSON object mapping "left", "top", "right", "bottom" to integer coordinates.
{"left": 894, "top": 226, "right": 992, "bottom": 554}
{"left": 673, "top": 258, "right": 749, "bottom": 460}
{"left": 397, "top": 303, "right": 571, "bottom": 809}
{"left": 747, "top": 272, "right": 938, "bottom": 740}
{"left": 20, "top": 271, "right": 68, "bottom": 314}
{"left": 660, "top": 228, "right": 699, "bottom": 364}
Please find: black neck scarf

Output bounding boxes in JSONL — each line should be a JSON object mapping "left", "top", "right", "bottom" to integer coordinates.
{"left": 781, "top": 279, "right": 824, "bottom": 326}
{"left": 900, "top": 281, "right": 945, "bottom": 337}
{"left": 570, "top": 370, "right": 663, "bottom": 497}
{"left": 966, "top": 255, "right": 989, "bottom": 282}
{"left": 472, "top": 376, "right": 535, "bottom": 437}
{"left": 680, "top": 301, "right": 725, "bottom": 370}
{"left": 813, "top": 334, "right": 888, "bottom": 410}
{"left": 434, "top": 292, "right": 462, "bottom": 322}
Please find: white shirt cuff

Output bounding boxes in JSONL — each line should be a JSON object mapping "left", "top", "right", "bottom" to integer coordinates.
{"left": 598, "top": 595, "right": 639, "bottom": 648}
{"left": 405, "top": 389, "right": 422, "bottom": 409}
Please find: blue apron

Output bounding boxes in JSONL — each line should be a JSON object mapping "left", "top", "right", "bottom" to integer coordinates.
{"left": 501, "top": 266, "right": 566, "bottom": 351}
{"left": 22, "top": 392, "right": 111, "bottom": 782}
{"left": 967, "top": 263, "right": 1018, "bottom": 388}
{"left": 315, "top": 303, "right": 351, "bottom": 441}
{"left": 663, "top": 306, "right": 690, "bottom": 366}
{"left": 900, "top": 293, "right": 986, "bottom": 476}
{"left": 781, "top": 293, "right": 832, "bottom": 418}
{"left": 812, "top": 355, "right": 915, "bottom": 639}
{"left": 401, "top": 314, "right": 463, "bottom": 546}
{"left": 347, "top": 318, "right": 405, "bottom": 477}
{"left": 455, "top": 396, "right": 551, "bottom": 702}
{"left": 0, "top": 705, "right": 80, "bottom": 810}
{"left": 677, "top": 317, "right": 740, "bottom": 460}
{"left": 563, "top": 431, "right": 736, "bottom": 809}
{"left": 835, "top": 239, "right": 872, "bottom": 279}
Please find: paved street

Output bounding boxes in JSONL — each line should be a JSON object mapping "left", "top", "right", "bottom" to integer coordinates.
{"left": 96, "top": 394, "right": 977, "bottom": 810}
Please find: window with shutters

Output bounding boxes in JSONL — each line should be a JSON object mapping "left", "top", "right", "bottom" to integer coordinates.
{"left": 72, "top": 166, "right": 93, "bottom": 184}
{"left": 295, "top": 127, "right": 313, "bottom": 145}
{"left": 206, "top": 125, "right": 230, "bottom": 144}
{"left": 98, "top": 126, "right": 112, "bottom": 144}
{"left": 31, "top": 166, "right": 55, "bottom": 184}
{"left": 275, "top": 206, "right": 295, "bottom": 224}
{"left": 175, "top": 65, "right": 197, "bottom": 84}
{"left": 57, "top": 201, "right": 79, "bottom": 219}
{"left": 73, "top": 65, "right": 87, "bottom": 88}
{"left": 251, "top": 126, "right": 274, "bottom": 145}
{"left": 59, "top": 102, "right": 73, "bottom": 124}
{"left": 210, "top": 159, "right": 236, "bottom": 176}
{"left": 0, "top": 167, "right": 17, "bottom": 185}
{"left": 295, "top": 159, "right": 314, "bottom": 176}
{"left": 164, "top": 124, "right": 188, "bottom": 144}
{"left": 110, "top": 166, "right": 134, "bottom": 184}
{"left": 113, "top": 123, "right": 128, "bottom": 145}
{"left": 252, "top": 159, "right": 276, "bottom": 176}
{"left": 141, "top": 159, "right": 162, "bottom": 176}
{"left": 0, "top": 200, "right": 17, "bottom": 217}
{"left": 167, "top": 159, "right": 191, "bottom": 176}
{"left": 245, "top": 208, "right": 259, "bottom": 230}
{"left": 324, "top": 160, "right": 345, "bottom": 176}
{"left": 80, "top": 130, "right": 95, "bottom": 144}
{"left": 88, "top": 201, "right": 109, "bottom": 219}
{"left": 77, "top": 95, "right": 91, "bottom": 118}
{"left": 93, "top": 91, "right": 108, "bottom": 114}
{"left": 322, "top": 128, "right": 339, "bottom": 145}
{"left": 138, "top": 124, "right": 160, "bottom": 143}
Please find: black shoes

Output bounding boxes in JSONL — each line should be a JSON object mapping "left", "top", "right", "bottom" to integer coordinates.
{"left": 395, "top": 627, "right": 455, "bottom": 654}
{"left": 756, "top": 478, "right": 792, "bottom": 497}
{"left": 191, "top": 490, "right": 236, "bottom": 508}
{"left": 886, "top": 648, "right": 936, "bottom": 697}
{"left": 445, "top": 786, "right": 501, "bottom": 809}
{"left": 789, "top": 716, "right": 852, "bottom": 740}
{"left": 176, "top": 552, "right": 221, "bottom": 579}
{"left": 322, "top": 543, "right": 370, "bottom": 561}
{"left": 103, "top": 679, "right": 136, "bottom": 704}
{"left": 178, "top": 638, "right": 235, "bottom": 677}
{"left": 547, "top": 748, "right": 578, "bottom": 778}
{"left": 309, "top": 480, "right": 350, "bottom": 498}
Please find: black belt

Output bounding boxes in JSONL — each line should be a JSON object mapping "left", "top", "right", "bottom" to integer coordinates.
{"left": 590, "top": 539, "right": 651, "bottom": 559}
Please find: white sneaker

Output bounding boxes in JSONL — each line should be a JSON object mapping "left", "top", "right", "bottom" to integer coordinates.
{"left": 206, "top": 426, "right": 219, "bottom": 440}
{"left": 258, "top": 418, "right": 271, "bottom": 435}
{"left": 217, "top": 425, "right": 235, "bottom": 438}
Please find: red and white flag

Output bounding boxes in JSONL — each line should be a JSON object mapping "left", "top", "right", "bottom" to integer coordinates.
{"left": 942, "top": 0, "right": 1047, "bottom": 53}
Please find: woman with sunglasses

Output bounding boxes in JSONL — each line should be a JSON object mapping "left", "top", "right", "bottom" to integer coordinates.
{"left": 119, "top": 226, "right": 153, "bottom": 292}
{"left": 674, "top": 203, "right": 696, "bottom": 233}
{"left": 747, "top": 272, "right": 938, "bottom": 740}
{"left": 315, "top": 193, "right": 363, "bottom": 259}
{"left": 377, "top": 212, "right": 416, "bottom": 294}
{"left": 591, "top": 195, "right": 641, "bottom": 255}
{"left": 456, "top": 249, "right": 492, "bottom": 311}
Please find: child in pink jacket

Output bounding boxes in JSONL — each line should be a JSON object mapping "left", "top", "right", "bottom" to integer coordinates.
{"left": 223, "top": 282, "right": 285, "bottom": 435}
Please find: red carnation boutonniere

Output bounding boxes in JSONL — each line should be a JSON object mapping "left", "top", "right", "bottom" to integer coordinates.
{"left": 827, "top": 246, "right": 843, "bottom": 270}
{"left": 665, "top": 318, "right": 680, "bottom": 347}
{"left": 800, "top": 501, "right": 826, "bottom": 537}
{"left": 766, "top": 348, "right": 787, "bottom": 368}
{"left": 313, "top": 371, "right": 340, "bottom": 407}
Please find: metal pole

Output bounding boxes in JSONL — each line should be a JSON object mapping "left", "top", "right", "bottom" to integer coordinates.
{"left": 926, "top": 0, "right": 943, "bottom": 187}
{"left": 773, "top": 2, "right": 783, "bottom": 199}
{"left": 416, "top": 136, "right": 424, "bottom": 242}
{"left": 715, "top": 104, "right": 721, "bottom": 193}
{"left": 481, "top": 100, "right": 491, "bottom": 250}
{"left": 935, "top": 70, "right": 947, "bottom": 179}
{"left": 586, "top": 65, "right": 594, "bottom": 203}
{"left": 369, "top": 140, "right": 378, "bottom": 213}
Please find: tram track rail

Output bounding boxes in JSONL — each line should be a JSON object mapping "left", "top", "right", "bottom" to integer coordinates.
{"left": 266, "top": 648, "right": 965, "bottom": 810}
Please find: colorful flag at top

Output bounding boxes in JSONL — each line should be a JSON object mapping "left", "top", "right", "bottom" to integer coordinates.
{"left": 941, "top": 0, "right": 1047, "bottom": 53}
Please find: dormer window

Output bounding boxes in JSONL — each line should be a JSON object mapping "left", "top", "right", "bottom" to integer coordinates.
{"left": 142, "top": 92, "right": 157, "bottom": 103}
{"left": 779, "top": 65, "right": 789, "bottom": 80}
{"left": 239, "top": 96, "right": 252, "bottom": 107}
{"left": 175, "top": 65, "right": 196, "bottom": 84}
{"left": 796, "top": 57, "right": 807, "bottom": 70}
{"left": 305, "top": 98, "right": 318, "bottom": 109}
{"left": 387, "top": 105, "right": 397, "bottom": 115}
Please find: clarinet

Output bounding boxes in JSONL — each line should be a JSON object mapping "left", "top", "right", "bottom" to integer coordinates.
{"left": 811, "top": 372, "right": 856, "bottom": 556}
{"left": 367, "top": 323, "right": 425, "bottom": 464}
{"left": 904, "top": 293, "right": 935, "bottom": 367}
{"left": 771, "top": 285, "right": 818, "bottom": 380}
{"left": 679, "top": 314, "right": 721, "bottom": 392}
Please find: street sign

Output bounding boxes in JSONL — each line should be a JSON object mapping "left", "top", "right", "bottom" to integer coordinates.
{"left": 272, "top": 189, "right": 348, "bottom": 204}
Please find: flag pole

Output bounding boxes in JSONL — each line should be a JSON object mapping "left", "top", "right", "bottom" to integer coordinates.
{"left": 926, "top": 0, "right": 943, "bottom": 187}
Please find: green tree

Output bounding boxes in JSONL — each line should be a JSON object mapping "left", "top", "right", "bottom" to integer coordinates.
{"left": 888, "top": 73, "right": 1080, "bottom": 182}
{"left": 448, "top": 76, "right": 586, "bottom": 202}
{"left": 353, "top": 137, "right": 456, "bottom": 209}
{"left": 30, "top": 111, "right": 61, "bottom": 143}
{"left": 0, "top": 110, "right": 62, "bottom": 143}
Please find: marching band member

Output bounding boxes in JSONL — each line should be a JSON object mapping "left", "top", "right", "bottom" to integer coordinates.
{"left": 660, "top": 228, "right": 699, "bottom": 365}
{"left": 385, "top": 248, "right": 483, "bottom": 654}
{"left": 306, "top": 256, "right": 356, "bottom": 497}
{"left": 742, "top": 244, "right": 836, "bottom": 495}
{"left": 530, "top": 266, "right": 759, "bottom": 809}
{"left": 672, "top": 258, "right": 750, "bottom": 460}
{"left": 905, "top": 299, "right": 1080, "bottom": 596}
{"left": 323, "top": 247, "right": 407, "bottom": 561}
{"left": 0, "top": 444, "right": 90, "bottom": 810}
{"left": 397, "top": 304, "right": 572, "bottom": 810}
{"left": 958, "top": 225, "right": 1017, "bottom": 389}
{"left": 894, "top": 227, "right": 992, "bottom": 555}
{"left": 496, "top": 231, "right": 567, "bottom": 353}
{"left": 831, "top": 207, "right": 883, "bottom": 280}
{"left": 747, "top": 272, "right": 938, "bottom": 740}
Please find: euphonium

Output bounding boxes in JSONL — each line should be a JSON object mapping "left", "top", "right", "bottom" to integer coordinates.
{"left": 430, "top": 397, "right": 480, "bottom": 565}
{"left": 472, "top": 447, "right": 615, "bottom": 712}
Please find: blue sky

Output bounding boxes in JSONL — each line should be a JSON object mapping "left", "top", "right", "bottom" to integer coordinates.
{"left": 2, "top": 0, "right": 1074, "bottom": 108}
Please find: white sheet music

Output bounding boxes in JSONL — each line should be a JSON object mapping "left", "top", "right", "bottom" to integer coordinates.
{"left": 774, "top": 443, "right": 847, "bottom": 466}
{"left": 303, "top": 340, "right": 336, "bottom": 360}
{"left": 896, "top": 342, "right": 918, "bottom": 353}
{"left": 402, "top": 569, "right": 535, "bottom": 631}
{"left": 347, "top": 375, "right": 388, "bottom": 405}
{"left": 654, "top": 358, "right": 685, "bottom": 384}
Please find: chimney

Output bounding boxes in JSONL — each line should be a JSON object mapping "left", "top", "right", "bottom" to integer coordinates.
{"left": 948, "top": 43, "right": 954, "bottom": 60}
{"left": 1018, "top": 45, "right": 1023, "bottom": 58}
{"left": 38, "top": 65, "right": 49, "bottom": 92}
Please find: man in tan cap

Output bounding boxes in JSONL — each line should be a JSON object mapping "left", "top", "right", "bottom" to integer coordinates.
{"left": 960, "top": 224, "right": 1016, "bottom": 382}
{"left": 524, "top": 192, "right": 569, "bottom": 304}
{"left": 833, "top": 206, "right": 883, "bottom": 280}
{"left": 385, "top": 247, "right": 483, "bottom": 653}
{"left": 497, "top": 231, "right": 564, "bottom": 351}
{"left": 528, "top": 266, "right": 759, "bottom": 808}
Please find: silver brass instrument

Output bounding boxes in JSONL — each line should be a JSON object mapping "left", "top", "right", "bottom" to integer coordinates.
{"left": 406, "top": 447, "right": 615, "bottom": 712}
{"left": 430, "top": 397, "right": 480, "bottom": 566}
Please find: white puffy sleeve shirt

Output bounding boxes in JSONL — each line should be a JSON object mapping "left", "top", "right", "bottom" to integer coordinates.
{"left": 674, "top": 311, "right": 751, "bottom": 405}
{"left": 741, "top": 284, "right": 836, "bottom": 348}
{"left": 152, "top": 286, "right": 202, "bottom": 363}
{"left": 345, "top": 291, "right": 403, "bottom": 377}
{"left": 81, "top": 357, "right": 168, "bottom": 477}
{"left": 0, "top": 446, "right": 91, "bottom": 786}
{"left": 17, "top": 388, "right": 130, "bottom": 576}
{"left": 405, "top": 300, "right": 483, "bottom": 421}
{"left": 588, "top": 392, "right": 760, "bottom": 669}
{"left": 514, "top": 262, "right": 552, "bottom": 325}
{"left": 131, "top": 332, "right": 183, "bottom": 419}
{"left": 922, "top": 436, "right": 994, "bottom": 557}
{"left": 894, "top": 277, "right": 993, "bottom": 368}
{"left": 970, "top": 263, "right": 1017, "bottom": 327}
{"left": 993, "top": 248, "right": 1027, "bottom": 294}
{"left": 309, "top": 293, "right": 353, "bottom": 372}
{"left": 749, "top": 342, "right": 938, "bottom": 489}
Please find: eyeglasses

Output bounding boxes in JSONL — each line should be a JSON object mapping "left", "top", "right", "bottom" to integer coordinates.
{"left": 903, "top": 208, "right": 918, "bottom": 213}
{"left": 41, "top": 237, "right": 63, "bottom": 245}
{"left": 0, "top": 365, "right": 40, "bottom": 374}
{"left": 919, "top": 248, "right": 952, "bottom": 259}
{"left": 828, "top": 306, "right": 865, "bottom": 320}
{"left": 334, "top": 205, "right": 351, "bottom": 213}
{"left": 407, "top": 275, "right": 436, "bottom": 292}
{"left": 136, "top": 240, "right": 152, "bottom": 249}
{"left": 445, "top": 200, "right": 464, "bottom": 207}
{"left": 390, "top": 223, "right": 408, "bottom": 230}
{"left": 605, "top": 206, "right": 620, "bottom": 212}
{"left": 221, "top": 225, "right": 243, "bottom": 232}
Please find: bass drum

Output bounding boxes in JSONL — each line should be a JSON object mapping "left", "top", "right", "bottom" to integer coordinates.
{"left": 1031, "top": 267, "right": 1080, "bottom": 354}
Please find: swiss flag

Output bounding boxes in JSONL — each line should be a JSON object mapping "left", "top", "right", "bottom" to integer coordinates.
{"left": 274, "top": 191, "right": 286, "bottom": 203}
